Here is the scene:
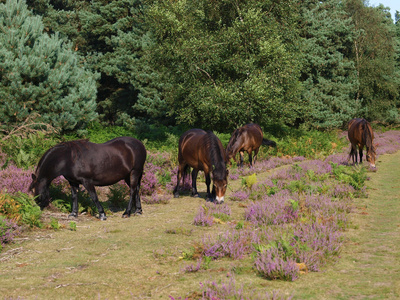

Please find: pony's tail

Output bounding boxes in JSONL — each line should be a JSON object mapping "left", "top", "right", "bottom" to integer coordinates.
{"left": 262, "top": 138, "right": 277, "bottom": 147}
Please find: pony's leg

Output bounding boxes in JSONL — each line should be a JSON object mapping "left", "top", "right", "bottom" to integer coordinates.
{"left": 123, "top": 172, "right": 143, "bottom": 217}
{"left": 173, "top": 164, "right": 183, "bottom": 198}
{"left": 82, "top": 182, "right": 107, "bottom": 220}
{"left": 248, "top": 151, "right": 253, "bottom": 166}
{"left": 191, "top": 169, "right": 199, "bottom": 197}
{"left": 68, "top": 183, "right": 79, "bottom": 218}
{"left": 239, "top": 151, "right": 244, "bottom": 167}
{"left": 253, "top": 148, "right": 260, "bottom": 166}
{"left": 359, "top": 146, "right": 363, "bottom": 164}
{"left": 205, "top": 173, "right": 213, "bottom": 201}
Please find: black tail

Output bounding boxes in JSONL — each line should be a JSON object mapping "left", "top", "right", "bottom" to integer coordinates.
{"left": 262, "top": 138, "right": 276, "bottom": 147}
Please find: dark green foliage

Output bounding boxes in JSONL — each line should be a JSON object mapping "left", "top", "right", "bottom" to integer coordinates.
{"left": 2, "top": 0, "right": 399, "bottom": 132}
{"left": 266, "top": 127, "right": 347, "bottom": 159}
{"left": 345, "top": 0, "right": 400, "bottom": 124}
{"left": 300, "top": 0, "right": 360, "bottom": 129}
{"left": 0, "top": 192, "right": 42, "bottom": 228}
{"left": 0, "top": 0, "right": 99, "bottom": 134}
{"left": 0, "top": 133, "right": 59, "bottom": 169}
{"left": 148, "top": 0, "right": 303, "bottom": 131}
{"left": 27, "top": 0, "right": 165, "bottom": 128}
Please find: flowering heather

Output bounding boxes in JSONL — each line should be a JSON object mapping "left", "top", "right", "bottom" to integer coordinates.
{"left": 193, "top": 202, "right": 231, "bottom": 226}
{"left": 331, "top": 183, "right": 356, "bottom": 199}
{"left": 200, "top": 229, "right": 255, "bottom": 259}
{"left": 181, "top": 257, "right": 203, "bottom": 273}
{"left": 165, "top": 167, "right": 192, "bottom": 193}
{"left": 0, "top": 217, "right": 20, "bottom": 246}
{"left": 0, "top": 164, "right": 33, "bottom": 195}
{"left": 229, "top": 190, "right": 249, "bottom": 201}
{"left": 298, "top": 160, "right": 332, "bottom": 176}
{"left": 374, "top": 130, "right": 400, "bottom": 155}
{"left": 230, "top": 156, "right": 305, "bottom": 177}
{"left": 199, "top": 277, "right": 293, "bottom": 300}
{"left": 244, "top": 190, "right": 299, "bottom": 226}
{"left": 292, "top": 222, "right": 343, "bottom": 271}
{"left": 141, "top": 162, "right": 160, "bottom": 195}
{"left": 304, "top": 194, "right": 350, "bottom": 221}
{"left": 142, "top": 193, "right": 170, "bottom": 205}
{"left": 254, "top": 246, "right": 299, "bottom": 281}
{"left": 193, "top": 206, "right": 214, "bottom": 227}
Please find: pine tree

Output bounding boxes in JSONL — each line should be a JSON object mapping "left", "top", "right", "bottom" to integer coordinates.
{"left": 26, "top": 0, "right": 165, "bottom": 128}
{"left": 299, "top": 0, "right": 360, "bottom": 129}
{"left": 0, "top": 0, "right": 99, "bottom": 133}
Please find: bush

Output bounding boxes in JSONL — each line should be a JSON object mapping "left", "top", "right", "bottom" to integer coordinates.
{"left": 0, "top": 192, "right": 42, "bottom": 228}
{"left": 0, "top": 216, "right": 20, "bottom": 248}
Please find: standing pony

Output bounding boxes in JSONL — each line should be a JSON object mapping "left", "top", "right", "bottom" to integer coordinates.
{"left": 29, "top": 137, "right": 146, "bottom": 220}
{"left": 348, "top": 118, "right": 376, "bottom": 167}
{"left": 173, "top": 129, "right": 228, "bottom": 204}
{"left": 226, "top": 123, "right": 276, "bottom": 167}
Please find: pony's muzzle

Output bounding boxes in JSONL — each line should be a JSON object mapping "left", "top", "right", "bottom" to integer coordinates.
{"left": 215, "top": 196, "right": 224, "bottom": 204}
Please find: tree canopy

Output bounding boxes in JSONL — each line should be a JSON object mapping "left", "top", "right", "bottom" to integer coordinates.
{"left": 1, "top": 0, "right": 400, "bottom": 133}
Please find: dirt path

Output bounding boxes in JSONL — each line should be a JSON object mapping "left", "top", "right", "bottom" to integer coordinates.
{"left": 283, "top": 151, "right": 400, "bottom": 299}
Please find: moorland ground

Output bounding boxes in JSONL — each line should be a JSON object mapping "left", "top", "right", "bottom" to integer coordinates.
{"left": 1, "top": 150, "right": 400, "bottom": 299}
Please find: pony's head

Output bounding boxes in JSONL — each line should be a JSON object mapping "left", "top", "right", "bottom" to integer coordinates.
{"left": 212, "top": 167, "right": 229, "bottom": 204}
{"left": 29, "top": 174, "right": 50, "bottom": 209}
{"left": 366, "top": 145, "right": 377, "bottom": 168}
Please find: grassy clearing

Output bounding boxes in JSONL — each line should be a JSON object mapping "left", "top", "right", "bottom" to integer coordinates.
{"left": 1, "top": 129, "right": 400, "bottom": 299}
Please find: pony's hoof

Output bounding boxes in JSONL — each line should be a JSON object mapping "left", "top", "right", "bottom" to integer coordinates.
{"left": 134, "top": 210, "right": 143, "bottom": 215}
{"left": 191, "top": 193, "right": 199, "bottom": 198}
{"left": 206, "top": 198, "right": 214, "bottom": 203}
{"left": 122, "top": 213, "right": 130, "bottom": 218}
{"left": 174, "top": 193, "right": 180, "bottom": 198}
{"left": 99, "top": 213, "right": 107, "bottom": 221}
{"left": 68, "top": 213, "right": 78, "bottom": 218}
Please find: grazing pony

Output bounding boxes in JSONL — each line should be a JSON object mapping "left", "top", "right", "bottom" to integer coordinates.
{"left": 173, "top": 129, "right": 228, "bottom": 204}
{"left": 29, "top": 137, "right": 146, "bottom": 220}
{"left": 348, "top": 118, "right": 376, "bottom": 167}
{"left": 226, "top": 123, "right": 276, "bottom": 167}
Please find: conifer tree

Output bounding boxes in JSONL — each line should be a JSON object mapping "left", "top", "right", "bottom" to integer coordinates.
{"left": 0, "top": 0, "right": 98, "bottom": 133}
{"left": 299, "top": 0, "right": 360, "bottom": 129}
{"left": 25, "top": 0, "right": 165, "bottom": 128}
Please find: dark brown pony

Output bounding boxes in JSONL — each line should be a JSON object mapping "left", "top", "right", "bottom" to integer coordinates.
{"left": 29, "top": 137, "right": 146, "bottom": 220}
{"left": 226, "top": 123, "right": 276, "bottom": 167}
{"left": 348, "top": 118, "right": 376, "bottom": 167}
{"left": 173, "top": 129, "right": 228, "bottom": 204}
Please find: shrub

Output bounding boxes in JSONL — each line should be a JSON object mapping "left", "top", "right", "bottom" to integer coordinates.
{"left": 254, "top": 246, "right": 300, "bottom": 281}
{"left": 0, "top": 216, "right": 20, "bottom": 247}
{"left": 0, "top": 192, "right": 42, "bottom": 228}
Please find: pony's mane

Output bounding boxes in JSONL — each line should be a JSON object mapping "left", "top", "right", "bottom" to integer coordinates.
{"left": 205, "top": 131, "right": 226, "bottom": 179}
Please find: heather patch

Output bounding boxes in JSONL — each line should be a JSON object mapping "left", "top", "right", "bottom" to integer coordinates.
{"left": 0, "top": 216, "right": 20, "bottom": 248}
{"left": 244, "top": 190, "right": 299, "bottom": 226}
{"left": 197, "top": 277, "right": 293, "bottom": 300}
{"left": 200, "top": 228, "right": 256, "bottom": 260}
{"left": 0, "top": 164, "right": 33, "bottom": 195}
{"left": 193, "top": 202, "right": 231, "bottom": 227}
